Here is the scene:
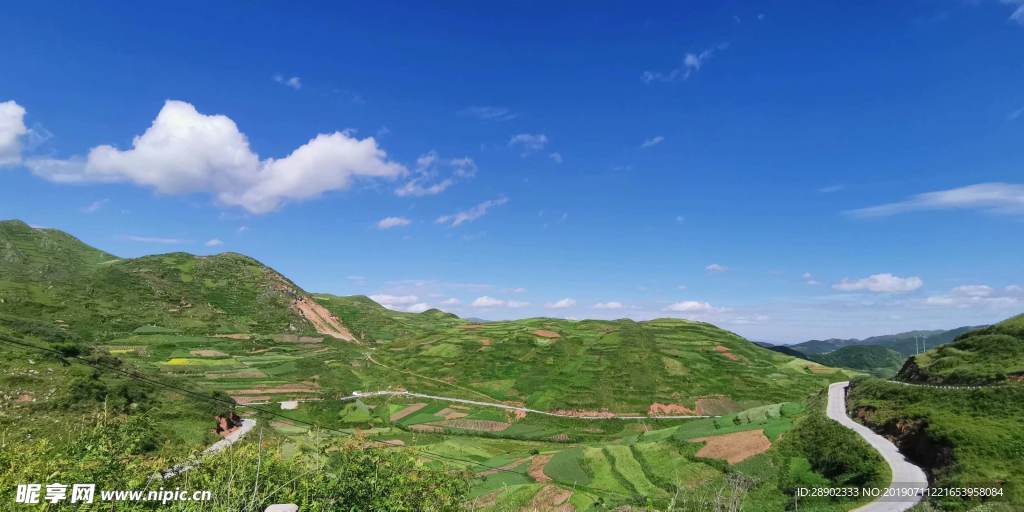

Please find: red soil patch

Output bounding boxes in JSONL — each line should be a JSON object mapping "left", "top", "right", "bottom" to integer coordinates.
{"left": 231, "top": 383, "right": 319, "bottom": 395}
{"left": 691, "top": 429, "right": 772, "bottom": 464}
{"left": 648, "top": 402, "right": 696, "bottom": 416}
{"left": 528, "top": 454, "right": 553, "bottom": 482}
{"left": 529, "top": 485, "right": 574, "bottom": 512}
{"left": 15, "top": 393, "right": 33, "bottom": 403}
{"left": 714, "top": 345, "right": 738, "bottom": 361}
{"left": 513, "top": 409, "right": 528, "bottom": 421}
{"left": 533, "top": 330, "right": 561, "bottom": 339}
{"left": 231, "top": 395, "right": 271, "bottom": 405}
{"left": 389, "top": 403, "right": 427, "bottom": 422}
{"left": 479, "top": 338, "right": 493, "bottom": 346}
{"left": 291, "top": 296, "right": 356, "bottom": 342}
{"left": 551, "top": 409, "right": 617, "bottom": 418}
{"left": 695, "top": 396, "right": 741, "bottom": 416}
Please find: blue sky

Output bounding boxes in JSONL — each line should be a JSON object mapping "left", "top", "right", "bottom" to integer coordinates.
{"left": 2, "top": 1, "right": 1023, "bottom": 342}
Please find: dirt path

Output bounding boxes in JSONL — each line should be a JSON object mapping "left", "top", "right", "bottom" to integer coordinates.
{"left": 343, "top": 390, "right": 718, "bottom": 420}
{"left": 827, "top": 381, "right": 927, "bottom": 512}
{"left": 363, "top": 353, "right": 499, "bottom": 401}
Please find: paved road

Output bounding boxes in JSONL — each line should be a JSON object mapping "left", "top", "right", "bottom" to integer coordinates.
{"left": 161, "top": 419, "right": 257, "bottom": 479}
{"left": 347, "top": 390, "right": 717, "bottom": 420}
{"left": 826, "top": 382, "right": 928, "bottom": 512}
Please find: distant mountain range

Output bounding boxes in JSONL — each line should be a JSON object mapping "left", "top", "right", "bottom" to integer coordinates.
{"left": 777, "top": 326, "right": 988, "bottom": 358}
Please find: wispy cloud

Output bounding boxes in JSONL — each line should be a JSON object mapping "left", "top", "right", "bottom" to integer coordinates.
{"left": 81, "top": 199, "right": 108, "bottom": 213}
{"left": 642, "top": 43, "right": 728, "bottom": 83}
{"left": 549, "top": 152, "right": 563, "bottom": 164}
{"left": 273, "top": 74, "right": 302, "bottom": 90}
{"left": 847, "top": 183, "right": 1024, "bottom": 217}
{"left": 1002, "top": 0, "right": 1024, "bottom": 25}
{"left": 705, "top": 263, "right": 728, "bottom": 273}
{"left": 546, "top": 298, "right": 576, "bottom": 309}
{"left": 663, "top": 300, "right": 719, "bottom": 313}
{"left": 819, "top": 184, "right": 845, "bottom": 193}
{"left": 436, "top": 197, "right": 508, "bottom": 227}
{"left": 376, "top": 216, "right": 411, "bottom": 229}
{"left": 396, "top": 151, "right": 476, "bottom": 197}
{"left": 509, "top": 133, "right": 548, "bottom": 155}
{"left": 593, "top": 301, "right": 624, "bottom": 310}
{"left": 205, "top": 238, "right": 224, "bottom": 247}
{"left": 641, "top": 136, "right": 665, "bottom": 148}
{"left": 802, "top": 272, "right": 820, "bottom": 286}
{"left": 122, "top": 235, "right": 193, "bottom": 245}
{"left": 833, "top": 273, "right": 922, "bottom": 293}
{"left": 1008, "top": 106, "right": 1024, "bottom": 121}
{"left": 459, "top": 106, "right": 518, "bottom": 122}
{"left": 923, "top": 283, "right": 1022, "bottom": 309}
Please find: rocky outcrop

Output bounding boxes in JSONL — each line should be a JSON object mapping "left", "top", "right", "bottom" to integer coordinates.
{"left": 851, "top": 407, "right": 953, "bottom": 484}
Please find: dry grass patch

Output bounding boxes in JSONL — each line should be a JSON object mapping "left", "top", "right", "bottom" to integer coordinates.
{"left": 528, "top": 454, "right": 553, "bottom": 482}
{"left": 533, "top": 330, "right": 561, "bottom": 339}
{"left": 190, "top": 349, "right": 228, "bottom": 357}
{"left": 529, "top": 485, "right": 574, "bottom": 511}
{"left": 440, "top": 419, "right": 510, "bottom": 432}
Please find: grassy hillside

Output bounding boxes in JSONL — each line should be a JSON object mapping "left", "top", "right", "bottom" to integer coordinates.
{"left": 847, "top": 314, "right": 1024, "bottom": 511}
{"left": 0, "top": 220, "right": 872, "bottom": 510}
{"left": 897, "top": 314, "right": 1024, "bottom": 385}
{"left": 811, "top": 345, "right": 906, "bottom": 378}
{"left": 791, "top": 326, "right": 985, "bottom": 357}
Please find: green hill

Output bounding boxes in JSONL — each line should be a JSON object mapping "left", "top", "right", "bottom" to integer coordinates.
{"left": 790, "top": 325, "right": 986, "bottom": 357}
{"left": 810, "top": 345, "right": 906, "bottom": 378}
{"left": 848, "top": 314, "right": 1024, "bottom": 511}
{"left": 896, "top": 314, "right": 1024, "bottom": 386}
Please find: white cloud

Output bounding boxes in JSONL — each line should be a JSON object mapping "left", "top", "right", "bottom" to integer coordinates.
{"left": 819, "top": 184, "right": 845, "bottom": 193}
{"left": 663, "top": 301, "right": 718, "bottom": 313}
{"left": 376, "top": 216, "right": 411, "bottom": 229}
{"left": 1008, "top": 106, "right": 1024, "bottom": 121}
{"left": 847, "top": 183, "right": 1024, "bottom": 218}
{"left": 471, "top": 296, "right": 505, "bottom": 307}
{"left": 123, "top": 235, "right": 192, "bottom": 245}
{"left": 802, "top": 272, "right": 820, "bottom": 286}
{"left": 441, "top": 297, "right": 461, "bottom": 306}
{"left": 436, "top": 197, "right": 508, "bottom": 227}
{"left": 549, "top": 152, "right": 563, "bottom": 164}
{"left": 459, "top": 106, "right": 518, "bottom": 121}
{"left": 594, "top": 301, "right": 624, "bottom": 310}
{"left": 507, "top": 300, "right": 530, "bottom": 308}
{"left": 204, "top": 238, "right": 224, "bottom": 247}
{"left": 705, "top": 263, "right": 728, "bottom": 273}
{"left": 1003, "top": 0, "right": 1024, "bottom": 25}
{"left": 25, "top": 100, "right": 405, "bottom": 214}
{"left": 273, "top": 74, "right": 302, "bottom": 90}
{"left": 405, "top": 302, "right": 431, "bottom": 313}
{"left": 642, "top": 43, "right": 728, "bottom": 83}
{"left": 395, "top": 150, "right": 476, "bottom": 197}
{"left": 370, "top": 294, "right": 420, "bottom": 307}
{"left": 509, "top": 133, "right": 548, "bottom": 155}
{"left": 546, "top": 298, "right": 576, "bottom": 309}
{"left": 923, "top": 283, "right": 1021, "bottom": 309}
{"left": 641, "top": 136, "right": 665, "bottom": 148}
{"left": 0, "top": 100, "right": 28, "bottom": 165}
{"left": 508, "top": 287, "right": 527, "bottom": 293}
{"left": 833, "top": 273, "right": 923, "bottom": 293}
{"left": 81, "top": 199, "right": 108, "bottom": 213}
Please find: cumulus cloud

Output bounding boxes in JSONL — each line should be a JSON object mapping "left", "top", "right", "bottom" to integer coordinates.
{"left": 471, "top": 296, "right": 505, "bottom": 307}
{"left": 705, "top": 263, "right": 728, "bottom": 273}
{"left": 663, "top": 301, "right": 718, "bottom": 313}
{"left": 833, "top": 273, "right": 923, "bottom": 293}
{"left": 436, "top": 197, "right": 508, "bottom": 227}
{"left": 441, "top": 298, "right": 461, "bottom": 306}
{"left": 25, "top": 100, "right": 406, "bottom": 214}
{"left": 507, "top": 300, "right": 530, "bottom": 308}
{"left": 509, "top": 133, "right": 548, "bottom": 155}
{"left": 642, "top": 43, "right": 728, "bottom": 83}
{"left": 594, "top": 301, "right": 624, "bottom": 310}
{"left": 641, "top": 136, "right": 665, "bottom": 148}
{"left": 802, "top": 272, "right": 820, "bottom": 286}
{"left": 370, "top": 294, "right": 420, "bottom": 308}
{"left": 405, "top": 302, "right": 431, "bottom": 313}
{"left": 395, "top": 150, "right": 476, "bottom": 197}
{"left": 847, "top": 183, "right": 1024, "bottom": 218}
{"left": 204, "top": 238, "right": 224, "bottom": 247}
{"left": 459, "top": 106, "right": 518, "bottom": 121}
{"left": 377, "top": 216, "right": 411, "bottom": 229}
{"left": 273, "top": 74, "right": 302, "bottom": 90}
{"left": 546, "top": 298, "right": 576, "bottom": 309}
{"left": 0, "top": 100, "right": 28, "bottom": 165}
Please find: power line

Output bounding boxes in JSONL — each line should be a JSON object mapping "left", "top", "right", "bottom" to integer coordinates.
{"left": 0, "top": 335, "right": 640, "bottom": 502}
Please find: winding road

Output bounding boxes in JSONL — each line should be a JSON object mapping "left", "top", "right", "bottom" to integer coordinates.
{"left": 827, "top": 382, "right": 928, "bottom": 512}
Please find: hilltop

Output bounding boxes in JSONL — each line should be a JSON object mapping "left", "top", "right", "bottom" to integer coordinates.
{"left": 811, "top": 345, "right": 906, "bottom": 378}
{"left": 896, "top": 314, "right": 1024, "bottom": 385}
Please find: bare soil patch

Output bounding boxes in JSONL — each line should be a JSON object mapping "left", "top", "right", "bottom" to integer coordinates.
{"left": 648, "top": 402, "right": 696, "bottom": 416}
{"left": 190, "top": 349, "right": 228, "bottom": 357}
{"left": 436, "top": 408, "right": 469, "bottom": 420}
{"left": 291, "top": 296, "right": 356, "bottom": 342}
{"left": 271, "top": 334, "right": 324, "bottom": 344}
{"left": 231, "top": 383, "right": 319, "bottom": 395}
{"left": 528, "top": 484, "right": 574, "bottom": 511}
{"left": 409, "top": 424, "right": 444, "bottom": 433}
{"left": 16, "top": 392, "right": 33, "bottom": 403}
{"left": 551, "top": 409, "right": 617, "bottom": 418}
{"left": 213, "top": 334, "right": 251, "bottom": 340}
{"left": 389, "top": 403, "right": 427, "bottom": 422}
{"left": 440, "top": 419, "right": 510, "bottom": 432}
{"left": 691, "top": 429, "right": 772, "bottom": 464}
{"left": 513, "top": 409, "right": 528, "bottom": 421}
{"left": 714, "top": 345, "right": 738, "bottom": 361}
{"left": 549, "top": 433, "right": 570, "bottom": 442}
{"left": 205, "top": 369, "right": 267, "bottom": 379}
{"left": 696, "top": 396, "right": 741, "bottom": 416}
{"left": 533, "top": 330, "right": 561, "bottom": 339}
{"left": 231, "top": 395, "right": 271, "bottom": 405}
{"left": 479, "top": 338, "right": 493, "bottom": 346}
{"left": 528, "top": 454, "right": 553, "bottom": 482}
